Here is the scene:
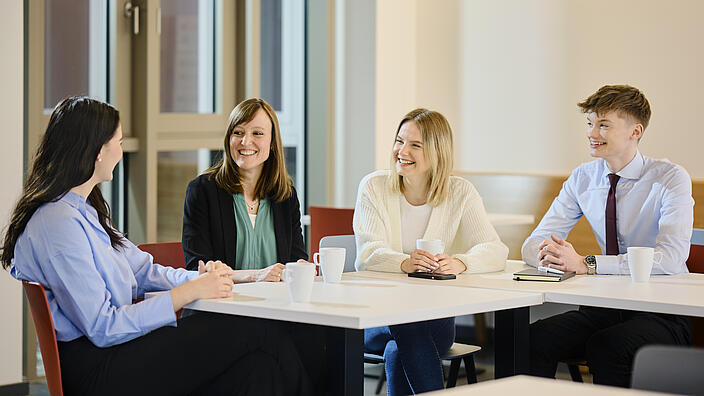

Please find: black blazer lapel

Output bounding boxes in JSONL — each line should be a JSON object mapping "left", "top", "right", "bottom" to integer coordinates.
{"left": 217, "top": 185, "right": 237, "bottom": 267}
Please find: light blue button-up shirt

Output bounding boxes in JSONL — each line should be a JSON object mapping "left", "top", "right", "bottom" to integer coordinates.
{"left": 11, "top": 191, "right": 197, "bottom": 347}
{"left": 522, "top": 151, "right": 693, "bottom": 274}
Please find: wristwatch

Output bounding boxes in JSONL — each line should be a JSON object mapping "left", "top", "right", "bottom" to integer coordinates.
{"left": 584, "top": 255, "right": 597, "bottom": 275}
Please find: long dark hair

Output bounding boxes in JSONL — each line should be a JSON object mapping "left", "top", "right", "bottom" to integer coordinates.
{"left": 204, "top": 98, "right": 293, "bottom": 201}
{"left": 1, "top": 97, "right": 124, "bottom": 269}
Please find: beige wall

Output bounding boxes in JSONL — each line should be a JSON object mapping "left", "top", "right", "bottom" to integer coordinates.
{"left": 376, "top": 0, "right": 704, "bottom": 179}
{"left": 0, "top": 0, "right": 25, "bottom": 387}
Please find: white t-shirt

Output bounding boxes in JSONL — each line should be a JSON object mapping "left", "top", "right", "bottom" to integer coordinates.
{"left": 248, "top": 213, "right": 256, "bottom": 228}
{"left": 400, "top": 195, "right": 432, "bottom": 254}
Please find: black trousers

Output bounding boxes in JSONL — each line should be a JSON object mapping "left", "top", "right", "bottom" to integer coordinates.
{"left": 529, "top": 306, "right": 692, "bottom": 387}
{"left": 58, "top": 312, "right": 313, "bottom": 396}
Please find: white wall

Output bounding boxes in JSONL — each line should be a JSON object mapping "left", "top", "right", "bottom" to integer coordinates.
{"left": 0, "top": 0, "right": 25, "bottom": 387}
{"left": 376, "top": 0, "right": 704, "bottom": 178}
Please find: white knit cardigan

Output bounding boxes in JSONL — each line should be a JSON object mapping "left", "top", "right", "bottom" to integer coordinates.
{"left": 353, "top": 170, "right": 509, "bottom": 273}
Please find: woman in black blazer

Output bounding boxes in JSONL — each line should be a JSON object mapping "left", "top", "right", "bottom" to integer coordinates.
{"left": 182, "top": 98, "right": 307, "bottom": 280}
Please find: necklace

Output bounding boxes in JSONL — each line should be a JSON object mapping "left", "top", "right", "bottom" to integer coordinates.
{"left": 245, "top": 197, "right": 259, "bottom": 213}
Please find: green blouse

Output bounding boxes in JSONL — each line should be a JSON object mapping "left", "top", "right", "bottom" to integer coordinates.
{"left": 232, "top": 194, "right": 278, "bottom": 270}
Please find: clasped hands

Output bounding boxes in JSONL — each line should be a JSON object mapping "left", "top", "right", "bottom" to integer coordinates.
{"left": 538, "top": 235, "right": 587, "bottom": 275}
{"left": 401, "top": 250, "right": 466, "bottom": 275}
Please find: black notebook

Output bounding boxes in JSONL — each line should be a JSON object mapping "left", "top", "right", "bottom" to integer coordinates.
{"left": 513, "top": 268, "right": 576, "bottom": 282}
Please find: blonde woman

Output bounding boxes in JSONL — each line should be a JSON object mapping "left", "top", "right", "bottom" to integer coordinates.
{"left": 354, "top": 108, "right": 508, "bottom": 395}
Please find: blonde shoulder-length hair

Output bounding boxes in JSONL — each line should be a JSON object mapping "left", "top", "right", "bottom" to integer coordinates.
{"left": 389, "top": 108, "right": 453, "bottom": 206}
{"left": 204, "top": 98, "right": 293, "bottom": 201}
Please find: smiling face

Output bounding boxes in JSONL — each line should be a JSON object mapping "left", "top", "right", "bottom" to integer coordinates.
{"left": 586, "top": 110, "right": 642, "bottom": 171}
{"left": 393, "top": 120, "right": 430, "bottom": 179}
{"left": 229, "top": 108, "right": 273, "bottom": 173}
{"left": 95, "top": 124, "right": 123, "bottom": 182}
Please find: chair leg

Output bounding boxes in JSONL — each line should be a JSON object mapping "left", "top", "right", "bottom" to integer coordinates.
{"left": 446, "top": 358, "right": 461, "bottom": 388}
{"left": 567, "top": 364, "right": 583, "bottom": 382}
{"left": 464, "top": 355, "right": 478, "bottom": 384}
{"left": 375, "top": 367, "right": 386, "bottom": 395}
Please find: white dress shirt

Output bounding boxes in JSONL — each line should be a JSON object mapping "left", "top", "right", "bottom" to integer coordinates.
{"left": 521, "top": 151, "right": 693, "bottom": 274}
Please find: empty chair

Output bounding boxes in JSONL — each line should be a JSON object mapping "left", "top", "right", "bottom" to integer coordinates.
{"left": 320, "top": 234, "right": 481, "bottom": 393}
{"left": 23, "top": 281, "right": 64, "bottom": 396}
{"left": 308, "top": 206, "right": 354, "bottom": 260}
{"left": 631, "top": 345, "right": 704, "bottom": 394}
{"left": 136, "top": 242, "right": 186, "bottom": 269}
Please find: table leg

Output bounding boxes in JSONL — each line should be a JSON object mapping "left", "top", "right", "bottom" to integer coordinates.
{"left": 494, "top": 306, "right": 530, "bottom": 378}
{"left": 325, "top": 327, "right": 364, "bottom": 396}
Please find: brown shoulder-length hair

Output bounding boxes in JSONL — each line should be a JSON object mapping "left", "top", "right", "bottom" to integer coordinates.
{"left": 1, "top": 97, "right": 124, "bottom": 269}
{"left": 389, "top": 108, "right": 454, "bottom": 206}
{"left": 204, "top": 98, "right": 293, "bottom": 201}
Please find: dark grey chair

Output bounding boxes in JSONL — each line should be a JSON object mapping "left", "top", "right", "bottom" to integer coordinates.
{"left": 320, "top": 234, "right": 481, "bottom": 393}
{"left": 631, "top": 345, "right": 704, "bottom": 394}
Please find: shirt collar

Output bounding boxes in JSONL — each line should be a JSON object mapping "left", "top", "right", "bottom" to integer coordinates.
{"left": 61, "top": 191, "right": 88, "bottom": 215}
{"left": 604, "top": 150, "right": 644, "bottom": 181}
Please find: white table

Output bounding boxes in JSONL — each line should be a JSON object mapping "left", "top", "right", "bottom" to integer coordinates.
{"left": 347, "top": 260, "right": 704, "bottom": 317}
{"left": 182, "top": 276, "right": 543, "bottom": 395}
{"left": 425, "top": 375, "right": 672, "bottom": 395}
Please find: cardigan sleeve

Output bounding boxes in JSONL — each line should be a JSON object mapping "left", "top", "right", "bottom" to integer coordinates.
{"left": 451, "top": 181, "right": 508, "bottom": 273}
{"left": 182, "top": 176, "right": 215, "bottom": 271}
{"left": 353, "top": 174, "right": 409, "bottom": 272}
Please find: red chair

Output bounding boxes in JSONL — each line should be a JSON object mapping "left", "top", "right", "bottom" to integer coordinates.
{"left": 23, "top": 281, "right": 63, "bottom": 396}
{"left": 137, "top": 242, "right": 186, "bottom": 318}
{"left": 137, "top": 242, "right": 186, "bottom": 269}
{"left": 308, "top": 206, "right": 354, "bottom": 260}
{"left": 687, "top": 241, "right": 704, "bottom": 347}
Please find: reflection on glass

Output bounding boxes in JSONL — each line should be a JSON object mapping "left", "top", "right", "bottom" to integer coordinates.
{"left": 45, "top": 0, "right": 107, "bottom": 110}
{"left": 160, "top": 0, "right": 216, "bottom": 113}
{"left": 260, "top": 0, "right": 282, "bottom": 111}
{"left": 284, "top": 147, "right": 296, "bottom": 186}
{"left": 157, "top": 151, "right": 199, "bottom": 242}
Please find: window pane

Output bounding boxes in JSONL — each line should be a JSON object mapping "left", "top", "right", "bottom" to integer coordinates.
{"left": 284, "top": 147, "right": 296, "bottom": 186}
{"left": 260, "top": 0, "right": 282, "bottom": 111}
{"left": 44, "top": 0, "right": 107, "bottom": 110}
{"left": 157, "top": 150, "right": 219, "bottom": 242}
{"left": 160, "top": 0, "right": 216, "bottom": 113}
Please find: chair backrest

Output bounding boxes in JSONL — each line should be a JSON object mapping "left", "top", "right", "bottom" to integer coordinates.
{"left": 308, "top": 206, "right": 354, "bottom": 260}
{"left": 320, "top": 235, "right": 357, "bottom": 273}
{"left": 137, "top": 242, "right": 185, "bottom": 269}
{"left": 23, "top": 281, "right": 63, "bottom": 396}
{"left": 631, "top": 345, "right": 704, "bottom": 393}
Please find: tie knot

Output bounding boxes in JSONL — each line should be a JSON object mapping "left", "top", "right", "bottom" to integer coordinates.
{"left": 608, "top": 173, "right": 620, "bottom": 186}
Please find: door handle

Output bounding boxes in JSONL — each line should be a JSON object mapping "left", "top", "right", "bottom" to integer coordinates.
{"left": 124, "top": 1, "right": 140, "bottom": 35}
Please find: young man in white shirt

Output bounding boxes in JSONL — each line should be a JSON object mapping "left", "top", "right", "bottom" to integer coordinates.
{"left": 522, "top": 85, "right": 693, "bottom": 387}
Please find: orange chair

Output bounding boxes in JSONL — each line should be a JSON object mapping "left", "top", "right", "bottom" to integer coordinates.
{"left": 137, "top": 242, "right": 186, "bottom": 269}
{"left": 23, "top": 281, "right": 64, "bottom": 396}
{"left": 687, "top": 239, "right": 704, "bottom": 347}
{"left": 308, "top": 206, "right": 354, "bottom": 260}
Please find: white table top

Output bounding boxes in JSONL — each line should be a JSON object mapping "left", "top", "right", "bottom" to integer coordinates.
{"left": 183, "top": 276, "right": 543, "bottom": 329}
{"left": 425, "top": 376, "right": 671, "bottom": 395}
{"left": 347, "top": 260, "right": 704, "bottom": 317}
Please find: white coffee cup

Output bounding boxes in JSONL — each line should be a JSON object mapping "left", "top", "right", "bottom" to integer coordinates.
{"left": 627, "top": 247, "right": 663, "bottom": 282}
{"left": 313, "top": 247, "right": 346, "bottom": 283}
{"left": 282, "top": 262, "right": 316, "bottom": 302}
{"left": 416, "top": 239, "right": 444, "bottom": 256}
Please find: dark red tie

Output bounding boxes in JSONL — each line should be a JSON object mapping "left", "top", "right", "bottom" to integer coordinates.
{"left": 605, "top": 173, "right": 620, "bottom": 255}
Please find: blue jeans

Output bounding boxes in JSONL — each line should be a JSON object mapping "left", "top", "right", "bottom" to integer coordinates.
{"left": 364, "top": 317, "right": 455, "bottom": 395}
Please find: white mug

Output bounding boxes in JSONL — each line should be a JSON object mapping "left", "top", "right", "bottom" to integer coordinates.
{"left": 282, "top": 262, "right": 316, "bottom": 302}
{"left": 627, "top": 247, "right": 663, "bottom": 282}
{"left": 313, "top": 248, "right": 346, "bottom": 283}
{"left": 416, "top": 239, "right": 444, "bottom": 256}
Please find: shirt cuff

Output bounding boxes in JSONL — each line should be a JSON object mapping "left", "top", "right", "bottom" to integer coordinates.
{"left": 595, "top": 254, "right": 627, "bottom": 274}
{"left": 139, "top": 291, "right": 178, "bottom": 331}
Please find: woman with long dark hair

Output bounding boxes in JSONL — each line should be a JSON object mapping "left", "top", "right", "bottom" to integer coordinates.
{"left": 2, "top": 97, "right": 310, "bottom": 396}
